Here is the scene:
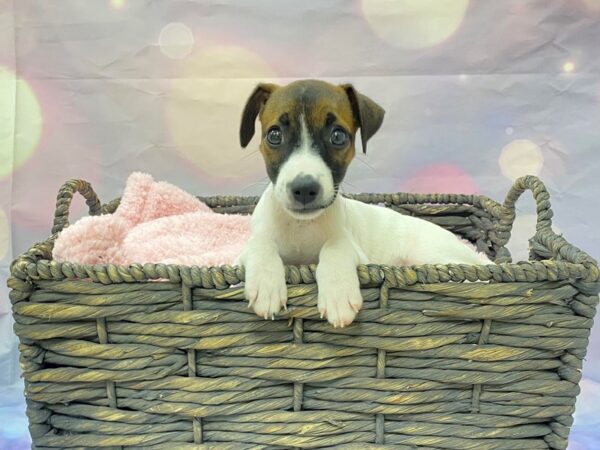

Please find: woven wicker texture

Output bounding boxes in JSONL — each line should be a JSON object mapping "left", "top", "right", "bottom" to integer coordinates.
{"left": 8, "top": 175, "right": 599, "bottom": 449}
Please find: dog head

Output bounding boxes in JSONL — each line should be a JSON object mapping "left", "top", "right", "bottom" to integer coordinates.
{"left": 240, "top": 79, "right": 385, "bottom": 220}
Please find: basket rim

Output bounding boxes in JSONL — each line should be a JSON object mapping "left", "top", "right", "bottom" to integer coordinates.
{"left": 10, "top": 180, "right": 600, "bottom": 289}
{"left": 10, "top": 255, "right": 600, "bottom": 288}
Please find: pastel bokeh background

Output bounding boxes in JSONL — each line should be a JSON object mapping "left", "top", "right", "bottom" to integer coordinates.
{"left": 1, "top": 0, "right": 600, "bottom": 448}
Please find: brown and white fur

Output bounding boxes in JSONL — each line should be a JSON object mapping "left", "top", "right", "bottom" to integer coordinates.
{"left": 235, "top": 80, "right": 490, "bottom": 328}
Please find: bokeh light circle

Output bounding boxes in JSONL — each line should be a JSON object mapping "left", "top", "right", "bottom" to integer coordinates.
{"left": 362, "top": 0, "right": 470, "bottom": 49}
{"left": 0, "top": 66, "right": 43, "bottom": 180}
{"left": 110, "top": 0, "right": 125, "bottom": 9}
{"left": 165, "top": 46, "right": 277, "bottom": 180}
{"left": 0, "top": 208, "right": 8, "bottom": 260}
{"left": 562, "top": 61, "right": 575, "bottom": 73}
{"left": 159, "top": 23, "right": 195, "bottom": 60}
{"left": 499, "top": 139, "right": 543, "bottom": 181}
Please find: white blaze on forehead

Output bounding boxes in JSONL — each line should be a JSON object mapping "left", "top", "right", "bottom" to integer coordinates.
{"left": 281, "top": 115, "right": 330, "bottom": 184}
{"left": 300, "top": 114, "right": 312, "bottom": 152}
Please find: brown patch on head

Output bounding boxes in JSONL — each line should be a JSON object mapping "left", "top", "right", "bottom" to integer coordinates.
{"left": 260, "top": 80, "right": 355, "bottom": 133}
{"left": 256, "top": 91, "right": 302, "bottom": 180}
{"left": 304, "top": 85, "right": 358, "bottom": 177}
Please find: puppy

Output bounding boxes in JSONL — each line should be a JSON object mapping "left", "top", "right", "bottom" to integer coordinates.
{"left": 235, "top": 80, "right": 490, "bottom": 327}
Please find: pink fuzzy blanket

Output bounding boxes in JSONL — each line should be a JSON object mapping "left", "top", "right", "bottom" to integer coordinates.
{"left": 52, "top": 173, "right": 251, "bottom": 267}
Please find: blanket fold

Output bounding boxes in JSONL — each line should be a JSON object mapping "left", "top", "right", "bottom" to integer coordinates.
{"left": 52, "top": 172, "right": 251, "bottom": 267}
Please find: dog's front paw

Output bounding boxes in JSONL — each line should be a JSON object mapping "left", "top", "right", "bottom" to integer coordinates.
{"left": 244, "top": 265, "right": 287, "bottom": 320}
{"left": 317, "top": 271, "right": 363, "bottom": 328}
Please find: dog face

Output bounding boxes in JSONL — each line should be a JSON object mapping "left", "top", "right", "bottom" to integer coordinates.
{"left": 240, "top": 80, "right": 385, "bottom": 219}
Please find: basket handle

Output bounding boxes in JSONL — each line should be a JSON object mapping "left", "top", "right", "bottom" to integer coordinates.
{"left": 495, "top": 175, "right": 553, "bottom": 256}
{"left": 52, "top": 179, "right": 103, "bottom": 234}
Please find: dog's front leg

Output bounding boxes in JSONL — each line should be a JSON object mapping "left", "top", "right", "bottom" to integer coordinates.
{"left": 236, "top": 236, "right": 287, "bottom": 320}
{"left": 317, "top": 235, "right": 363, "bottom": 328}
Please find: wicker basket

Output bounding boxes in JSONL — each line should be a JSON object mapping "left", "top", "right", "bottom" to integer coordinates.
{"left": 8, "top": 175, "right": 599, "bottom": 450}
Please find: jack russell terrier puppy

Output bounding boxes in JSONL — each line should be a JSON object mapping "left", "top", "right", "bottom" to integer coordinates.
{"left": 236, "top": 80, "right": 490, "bottom": 328}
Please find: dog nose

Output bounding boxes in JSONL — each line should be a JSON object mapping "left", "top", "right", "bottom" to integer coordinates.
{"left": 290, "top": 177, "right": 321, "bottom": 205}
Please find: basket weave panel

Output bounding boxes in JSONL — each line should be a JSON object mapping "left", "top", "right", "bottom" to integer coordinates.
{"left": 9, "top": 175, "right": 599, "bottom": 449}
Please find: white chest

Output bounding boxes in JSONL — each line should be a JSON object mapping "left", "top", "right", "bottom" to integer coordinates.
{"left": 272, "top": 217, "right": 331, "bottom": 265}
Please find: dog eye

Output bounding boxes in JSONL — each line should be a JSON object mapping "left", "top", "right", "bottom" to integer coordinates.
{"left": 330, "top": 128, "right": 348, "bottom": 147}
{"left": 266, "top": 127, "right": 283, "bottom": 146}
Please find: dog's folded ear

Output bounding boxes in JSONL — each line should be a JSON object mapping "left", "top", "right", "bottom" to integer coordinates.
{"left": 341, "top": 84, "right": 385, "bottom": 153}
{"left": 240, "top": 83, "right": 279, "bottom": 148}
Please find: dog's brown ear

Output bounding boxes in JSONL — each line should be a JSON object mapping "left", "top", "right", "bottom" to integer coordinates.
{"left": 240, "top": 83, "right": 279, "bottom": 148}
{"left": 341, "top": 84, "right": 385, "bottom": 153}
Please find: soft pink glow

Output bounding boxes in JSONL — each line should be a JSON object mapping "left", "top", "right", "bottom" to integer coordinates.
{"left": 400, "top": 163, "right": 479, "bottom": 194}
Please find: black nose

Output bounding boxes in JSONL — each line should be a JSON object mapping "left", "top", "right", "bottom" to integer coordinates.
{"left": 290, "top": 177, "right": 321, "bottom": 205}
